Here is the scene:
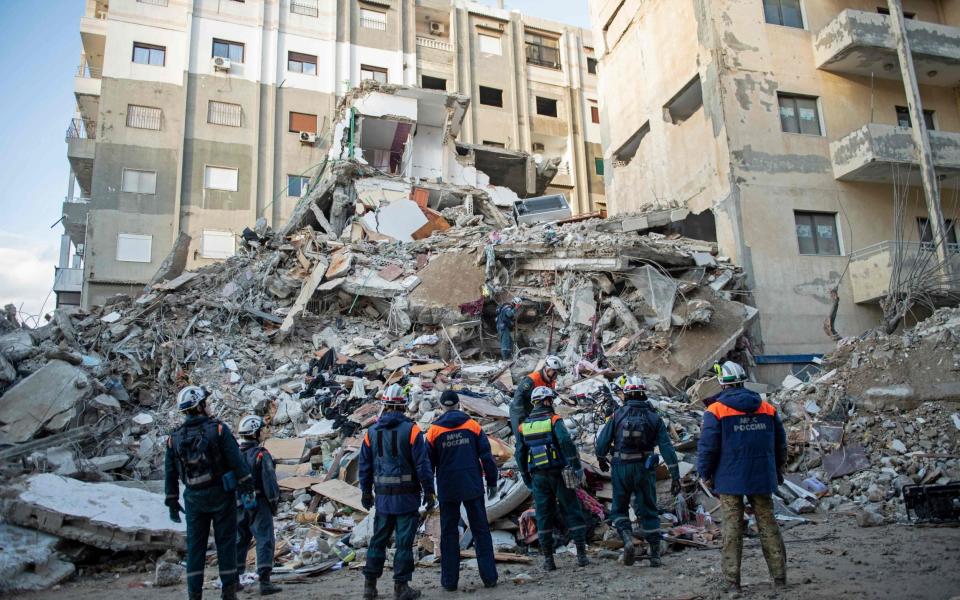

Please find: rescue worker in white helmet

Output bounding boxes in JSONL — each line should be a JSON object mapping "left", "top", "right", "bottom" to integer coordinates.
{"left": 510, "top": 355, "right": 564, "bottom": 438}
{"left": 236, "top": 415, "right": 281, "bottom": 595}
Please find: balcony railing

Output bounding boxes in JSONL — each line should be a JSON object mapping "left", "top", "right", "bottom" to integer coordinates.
{"left": 66, "top": 118, "right": 96, "bottom": 140}
{"left": 137, "top": 0, "right": 168, "bottom": 6}
{"left": 290, "top": 0, "right": 318, "bottom": 17}
{"left": 361, "top": 17, "right": 387, "bottom": 31}
{"left": 76, "top": 62, "right": 102, "bottom": 78}
{"left": 416, "top": 36, "right": 453, "bottom": 51}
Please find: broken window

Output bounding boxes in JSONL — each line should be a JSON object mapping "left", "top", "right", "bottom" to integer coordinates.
{"left": 794, "top": 211, "right": 840, "bottom": 256}
{"left": 360, "top": 64, "right": 388, "bottom": 83}
{"left": 116, "top": 233, "right": 152, "bottom": 263}
{"left": 132, "top": 42, "right": 165, "bottom": 66}
{"left": 208, "top": 100, "right": 242, "bottom": 127}
{"left": 288, "top": 51, "right": 317, "bottom": 75}
{"left": 536, "top": 96, "right": 559, "bottom": 117}
{"left": 479, "top": 33, "right": 502, "bottom": 55}
{"left": 778, "top": 93, "right": 821, "bottom": 135}
{"left": 121, "top": 168, "right": 157, "bottom": 194}
{"left": 213, "top": 38, "right": 245, "bottom": 63}
{"left": 877, "top": 7, "right": 915, "bottom": 19}
{"left": 525, "top": 31, "right": 561, "bottom": 69}
{"left": 664, "top": 75, "right": 703, "bottom": 124}
{"left": 479, "top": 86, "right": 503, "bottom": 107}
{"left": 421, "top": 75, "right": 447, "bottom": 91}
{"left": 289, "top": 111, "right": 317, "bottom": 133}
{"left": 204, "top": 165, "right": 239, "bottom": 191}
{"left": 896, "top": 106, "right": 935, "bottom": 130}
{"left": 360, "top": 8, "right": 387, "bottom": 30}
{"left": 127, "top": 105, "right": 162, "bottom": 130}
{"left": 763, "top": 0, "right": 804, "bottom": 29}
{"left": 614, "top": 121, "right": 649, "bottom": 164}
{"left": 594, "top": 157, "right": 604, "bottom": 175}
{"left": 288, "top": 174, "right": 310, "bottom": 197}
{"left": 587, "top": 57, "right": 598, "bottom": 74}
{"left": 200, "top": 230, "right": 235, "bottom": 259}
{"left": 917, "top": 218, "right": 958, "bottom": 251}
{"left": 590, "top": 104, "right": 600, "bottom": 124}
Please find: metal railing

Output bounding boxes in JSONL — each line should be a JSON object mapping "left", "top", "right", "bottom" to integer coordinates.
{"left": 137, "top": 0, "right": 168, "bottom": 5}
{"left": 555, "top": 163, "right": 571, "bottom": 175}
{"left": 66, "top": 118, "right": 96, "bottom": 140}
{"left": 290, "top": 0, "right": 318, "bottom": 17}
{"left": 416, "top": 36, "right": 453, "bottom": 51}
{"left": 850, "top": 240, "right": 960, "bottom": 261}
{"left": 361, "top": 16, "right": 387, "bottom": 30}
{"left": 76, "top": 62, "right": 102, "bottom": 78}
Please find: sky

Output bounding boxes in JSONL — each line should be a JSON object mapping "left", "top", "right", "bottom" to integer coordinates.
{"left": 0, "top": 0, "right": 590, "bottom": 326}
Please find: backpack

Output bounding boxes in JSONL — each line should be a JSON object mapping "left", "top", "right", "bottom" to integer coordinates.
{"left": 173, "top": 419, "right": 224, "bottom": 489}
{"left": 371, "top": 421, "right": 419, "bottom": 495}
{"left": 614, "top": 406, "right": 658, "bottom": 462}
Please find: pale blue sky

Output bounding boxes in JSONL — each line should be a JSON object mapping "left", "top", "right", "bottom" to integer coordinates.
{"left": 0, "top": 0, "right": 590, "bottom": 322}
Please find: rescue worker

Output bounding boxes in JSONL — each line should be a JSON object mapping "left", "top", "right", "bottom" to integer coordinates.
{"left": 697, "top": 361, "right": 787, "bottom": 592}
{"left": 236, "top": 415, "right": 281, "bottom": 596}
{"left": 517, "top": 386, "right": 590, "bottom": 570}
{"left": 425, "top": 390, "right": 499, "bottom": 591}
{"left": 509, "top": 355, "right": 563, "bottom": 438}
{"left": 495, "top": 297, "right": 522, "bottom": 360}
{"left": 595, "top": 375, "right": 681, "bottom": 567}
{"left": 165, "top": 385, "right": 255, "bottom": 600}
{"left": 360, "top": 383, "right": 436, "bottom": 600}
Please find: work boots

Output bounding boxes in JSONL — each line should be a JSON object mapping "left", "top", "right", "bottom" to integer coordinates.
{"left": 541, "top": 541, "right": 557, "bottom": 571}
{"left": 619, "top": 529, "right": 636, "bottom": 566}
{"left": 362, "top": 576, "right": 379, "bottom": 600}
{"left": 393, "top": 581, "right": 422, "bottom": 600}
{"left": 258, "top": 570, "right": 282, "bottom": 596}
{"left": 576, "top": 542, "right": 590, "bottom": 567}
{"left": 221, "top": 582, "right": 239, "bottom": 600}
{"left": 646, "top": 533, "right": 662, "bottom": 567}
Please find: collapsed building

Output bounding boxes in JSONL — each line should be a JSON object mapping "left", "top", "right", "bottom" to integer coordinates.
{"left": 1, "top": 83, "right": 956, "bottom": 593}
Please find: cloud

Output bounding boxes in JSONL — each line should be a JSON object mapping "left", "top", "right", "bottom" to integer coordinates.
{"left": 0, "top": 230, "right": 59, "bottom": 326}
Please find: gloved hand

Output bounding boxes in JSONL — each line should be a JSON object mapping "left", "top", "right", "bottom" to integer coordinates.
{"left": 486, "top": 485, "right": 498, "bottom": 501}
{"left": 423, "top": 493, "right": 437, "bottom": 513}
{"left": 670, "top": 479, "right": 682, "bottom": 496}
{"left": 240, "top": 492, "right": 257, "bottom": 511}
{"left": 362, "top": 492, "right": 374, "bottom": 511}
{"left": 167, "top": 501, "right": 183, "bottom": 523}
{"left": 597, "top": 456, "right": 610, "bottom": 472}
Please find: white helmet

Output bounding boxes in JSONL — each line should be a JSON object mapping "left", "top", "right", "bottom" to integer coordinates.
{"left": 715, "top": 361, "right": 747, "bottom": 386}
{"left": 531, "top": 386, "right": 556, "bottom": 407}
{"left": 622, "top": 375, "right": 646, "bottom": 396}
{"left": 381, "top": 383, "right": 407, "bottom": 407}
{"left": 177, "top": 385, "right": 208, "bottom": 412}
{"left": 543, "top": 355, "right": 563, "bottom": 372}
{"left": 512, "top": 296, "right": 523, "bottom": 305}
{"left": 238, "top": 415, "right": 264, "bottom": 438}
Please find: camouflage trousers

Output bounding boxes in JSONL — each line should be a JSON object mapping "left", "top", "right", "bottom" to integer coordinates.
{"left": 720, "top": 494, "right": 786, "bottom": 586}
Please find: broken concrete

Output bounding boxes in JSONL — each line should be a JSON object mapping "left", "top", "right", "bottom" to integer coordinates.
{"left": 0, "top": 360, "right": 88, "bottom": 444}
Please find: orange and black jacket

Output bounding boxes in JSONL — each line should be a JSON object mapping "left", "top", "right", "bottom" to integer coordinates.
{"left": 426, "top": 410, "right": 498, "bottom": 502}
{"left": 509, "top": 370, "right": 557, "bottom": 435}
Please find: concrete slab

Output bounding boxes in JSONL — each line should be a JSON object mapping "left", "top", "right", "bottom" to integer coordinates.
{"left": 361, "top": 199, "right": 428, "bottom": 242}
{"left": 0, "top": 523, "right": 75, "bottom": 593}
{"left": 0, "top": 360, "right": 89, "bottom": 444}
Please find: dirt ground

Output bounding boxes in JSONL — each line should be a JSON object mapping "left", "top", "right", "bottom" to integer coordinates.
{"left": 19, "top": 515, "right": 960, "bottom": 600}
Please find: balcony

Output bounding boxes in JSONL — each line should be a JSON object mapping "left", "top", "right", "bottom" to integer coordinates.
{"left": 75, "top": 63, "right": 101, "bottom": 122}
{"left": 66, "top": 118, "right": 96, "bottom": 196}
{"left": 416, "top": 36, "right": 453, "bottom": 52}
{"left": 814, "top": 10, "right": 960, "bottom": 87}
{"left": 62, "top": 197, "right": 90, "bottom": 246}
{"left": 849, "top": 241, "right": 960, "bottom": 303}
{"left": 830, "top": 123, "right": 960, "bottom": 187}
{"left": 53, "top": 267, "right": 84, "bottom": 295}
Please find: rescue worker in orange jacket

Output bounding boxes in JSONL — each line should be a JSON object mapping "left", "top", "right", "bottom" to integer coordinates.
{"left": 509, "top": 355, "right": 563, "bottom": 438}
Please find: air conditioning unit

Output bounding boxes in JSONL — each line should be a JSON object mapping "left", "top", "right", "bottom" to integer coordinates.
{"left": 429, "top": 21, "right": 445, "bottom": 35}
{"left": 299, "top": 131, "right": 317, "bottom": 144}
{"left": 212, "top": 56, "right": 231, "bottom": 71}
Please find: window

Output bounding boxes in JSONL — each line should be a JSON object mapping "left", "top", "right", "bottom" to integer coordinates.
{"left": 590, "top": 105, "right": 600, "bottom": 124}
{"left": 116, "top": 234, "right": 152, "bottom": 263}
{"left": 536, "top": 96, "right": 558, "bottom": 117}
{"left": 288, "top": 174, "right": 310, "bottom": 197}
{"left": 290, "top": 0, "right": 318, "bottom": 17}
{"left": 212, "top": 38, "right": 244, "bottom": 63}
{"left": 479, "top": 86, "right": 503, "bottom": 107}
{"left": 127, "top": 105, "right": 162, "bottom": 130}
{"left": 917, "top": 218, "right": 958, "bottom": 249}
{"left": 594, "top": 157, "right": 604, "bottom": 176}
{"left": 479, "top": 33, "right": 502, "bottom": 55}
{"left": 763, "top": 0, "right": 804, "bottom": 28}
{"left": 421, "top": 75, "right": 446, "bottom": 91}
{"left": 200, "top": 230, "right": 235, "bottom": 259}
{"left": 121, "top": 169, "right": 157, "bottom": 194}
{"left": 132, "top": 42, "right": 165, "bottom": 65}
{"left": 896, "top": 106, "right": 935, "bottom": 130}
{"left": 587, "top": 57, "right": 598, "bottom": 74}
{"left": 207, "top": 100, "right": 242, "bottom": 127}
{"left": 288, "top": 51, "right": 317, "bottom": 75}
{"left": 360, "top": 64, "right": 388, "bottom": 83}
{"left": 289, "top": 111, "right": 317, "bottom": 133}
{"left": 794, "top": 211, "right": 840, "bottom": 256}
{"left": 482, "top": 140, "right": 505, "bottom": 148}
{"left": 778, "top": 93, "right": 821, "bottom": 135}
{"left": 360, "top": 8, "right": 387, "bottom": 30}
{"left": 877, "top": 7, "right": 915, "bottom": 19}
{"left": 525, "top": 32, "right": 561, "bottom": 69}
{"left": 204, "top": 166, "right": 239, "bottom": 191}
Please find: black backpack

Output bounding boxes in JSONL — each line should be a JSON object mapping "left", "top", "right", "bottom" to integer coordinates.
{"left": 174, "top": 420, "right": 225, "bottom": 489}
{"left": 615, "top": 406, "right": 658, "bottom": 454}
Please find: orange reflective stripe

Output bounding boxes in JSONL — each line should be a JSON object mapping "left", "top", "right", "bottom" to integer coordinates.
{"left": 426, "top": 419, "right": 481, "bottom": 446}
{"left": 530, "top": 372, "right": 546, "bottom": 387}
{"left": 707, "top": 401, "right": 778, "bottom": 419}
{"left": 550, "top": 415, "right": 561, "bottom": 425}
{"left": 410, "top": 424, "right": 422, "bottom": 446}
{"left": 757, "top": 401, "right": 777, "bottom": 416}
{"left": 363, "top": 431, "right": 370, "bottom": 446}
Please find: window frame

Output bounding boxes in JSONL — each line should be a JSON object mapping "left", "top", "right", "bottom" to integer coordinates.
{"left": 360, "top": 64, "right": 388, "bottom": 84}
{"left": 917, "top": 217, "right": 958, "bottom": 249}
{"left": 590, "top": 104, "right": 600, "bottom": 124}
{"left": 360, "top": 7, "right": 387, "bottom": 30}
{"left": 794, "top": 211, "right": 841, "bottom": 256}
{"left": 482, "top": 140, "right": 506, "bottom": 148}
{"left": 587, "top": 57, "right": 598, "bottom": 75}
{"left": 594, "top": 157, "right": 604, "bottom": 176}
{"left": 524, "top": 31, "right": 562, "bottom": 69}
{"left": 132, "top": 42, "right": 166, "bottom": 66}
{"left": 126, "top": 104, "right": 163, "bottom": 130}
{"left": 478, "top": 33, "right": 502, "bottom": 55}
{"left": 207, "top": 100, "right": 243, "bottom": 127}
{"left": 777, "top": 93, "right": 823, "bottom": 136}
{"left": 200, "top": 229, "right": 236, "bottom": 259}
{"left": 121, "top": 168, "right": 158, "bottom": 194}
{"left": 895, "top": 106, "right": 936, "bottom": 130}
{"left": 203, "top": 165, "right": 239, "bottom": 192}
{"left": 478, "top": 85, "right": 504, "bottom": 108}
{"left": 535, "top": 96, "right": 559, "bottom": 118}
{"left": 289, "top": 111, "right": 318, "bottom": 134}
{"left": 116, "top": 233, "right": 153, "bottom": 263}
{"left": 763, "top": 0, "right": 805, "bottom": 29}
{"left": 288, "top": 51, "right": 318, "bottom": 75}
{"left": 421, "top": 75, "right": 447, "bottom": 91}
{"left": 287, "top": 174, "right": 310, "bottom": 197}
{"left": 212, "top": 38, "right": 245, "bottom": 63}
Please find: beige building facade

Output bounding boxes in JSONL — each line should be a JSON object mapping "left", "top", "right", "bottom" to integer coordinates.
{"left": 589, "top": 0, "right": 960, "bottom": 382}
{"left": 58, "top": 0, "right": 604, "bottom": 308}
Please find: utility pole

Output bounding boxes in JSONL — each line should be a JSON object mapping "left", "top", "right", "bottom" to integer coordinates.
{"left": 887, "top": 0, "right": 952, "bottom": 275}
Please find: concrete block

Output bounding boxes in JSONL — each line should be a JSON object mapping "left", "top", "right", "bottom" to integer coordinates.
{"left": 0, "top": 360, "right": 89, "bottom": 444}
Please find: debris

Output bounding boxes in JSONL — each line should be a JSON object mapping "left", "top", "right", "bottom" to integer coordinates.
{"left": 0, "top": 524, "right": 75, "bottom": 593}
{"left": 0, "top": 360, "right": 88, "bottom": 444}
{"left": 310, "top": 479, "right": 368, "bottom": 513}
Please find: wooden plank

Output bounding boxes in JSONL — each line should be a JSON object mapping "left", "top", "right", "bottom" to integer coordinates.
{"left": 458, "top": 395, "right": 508, "bottom": 419}
{"left": 459, "top": 550, "right": 532, "bottom": 564}
{"left": 264, "top": 437, "right": 307, "bottom": 461}
{"left": 276, "top": 258, "right": 328, "bottom": 340}
{"left": 278, "top": 475, "right": 324, "bottom": 491}
{"left": 410, "top": 361, "right": 446, "bottom": 374}
{"left": 310, "top": 479, "right": 368, "bottom": 512}
{"left": 382, "top": 355, "right": 411, "bottom": 370}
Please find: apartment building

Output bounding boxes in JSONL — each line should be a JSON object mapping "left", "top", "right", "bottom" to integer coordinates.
{"left": 57, "top": 0, "right": 604, "bottom": 308}
{"left": 588, "top": 0, "right": 960, "bottom": 382}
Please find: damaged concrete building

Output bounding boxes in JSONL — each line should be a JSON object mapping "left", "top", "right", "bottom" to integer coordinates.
{"left": 57, "top": 0, "right": 606, "bottom": 310}
{"left": 588, "top": 0, "right": 960, "bottom": 382}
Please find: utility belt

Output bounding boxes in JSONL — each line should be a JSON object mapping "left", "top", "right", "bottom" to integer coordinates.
{"left": 374, "top": 474, "right": 419, "bottom": 495}
{"left": 614, "top": 450, "right": 659, "bottom": 469}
